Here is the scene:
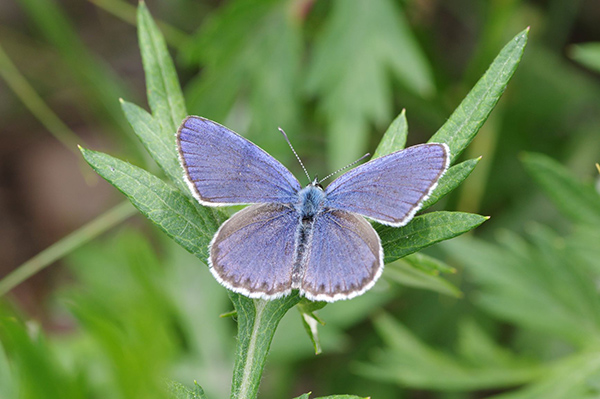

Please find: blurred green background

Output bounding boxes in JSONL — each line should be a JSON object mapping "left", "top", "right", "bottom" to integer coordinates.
{"left": 1, "top": 0, "right": 600, "bottom": 398}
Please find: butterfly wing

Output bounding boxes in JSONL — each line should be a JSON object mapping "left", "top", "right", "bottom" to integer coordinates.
{"left": 209, "top": 203, "right": 298, "bottom": 299}
{"left": 325, "top": 143, "right": 450, "bottom": 227}
{"left": 178, "top": 116, "right": 302, "bottom": 206}
{"left": 300, "top": 210, "right": 383, "bottom": 302}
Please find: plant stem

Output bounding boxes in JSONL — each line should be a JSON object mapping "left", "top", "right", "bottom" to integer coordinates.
{"left": 229, "top": 293, "right": 300, "bottom": 399}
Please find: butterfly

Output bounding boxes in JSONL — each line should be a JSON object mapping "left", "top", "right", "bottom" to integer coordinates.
{"left": 177, "top": 116, "right": 450, "bottom": 302}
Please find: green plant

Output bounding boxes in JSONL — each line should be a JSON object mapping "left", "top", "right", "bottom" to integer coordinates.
{"left": 73, "top": 3, "right": 526, "bottom": 398}
{"left": 359, "top": 153, "right": 600, "bottom": 398}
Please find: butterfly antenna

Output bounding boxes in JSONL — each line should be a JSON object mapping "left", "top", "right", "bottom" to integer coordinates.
{"left": 319, "top": 153, "right": 370, "bottom": 184}
{"left": 279, "top": 127, "right": 311, "bottom": 183}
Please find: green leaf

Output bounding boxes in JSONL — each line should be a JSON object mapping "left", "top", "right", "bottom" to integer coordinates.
{"left": 489, "top": 351, "right": 600, "bottom": 399}
{"left": 444, "top": 228, "right": 600, "bottom": 347}
{"left": 314, "top": 396, "right": 370, "bottom": 399}
{"left": 569, "top": 42, "right": 600, "bottom": 73}
{"left": 421, "top": 157, "right": 481, "bottom": 209}
{"left": 184, "top": 1, "right": 302, "bottom": 153}
{"left": 137, "top": 2, "right": 187, "bottom": 140}
{"left": 16, "top": 0, "right": 131, "bottom": 131}
{"left": 229, "top": 293, "right": 301, "bottom": 399}
{"left": 377, "top": 211, "right": 489, "bottom": 263}
{"left": 356, "top": 313, "right": 541, "bottom": 390}
{"left": 522, "top": 152, "right": 600, "bottom": 225}
{"left": 384, "top": 259, "right": 461, "bottom": 297}
{"left": 169, "top": 381, "right": 208, "bottom": 399}
{"left": 402, "top": 252, "right": 456, "bottom": 275}
{"left": 0, "top": 342, "right": 15, "bottom": 399}
{"left": 306, "top": 0, "right": 434, "bottom": 167}
{"left": 372, "top": 109, "right": 408, "bottom": 158}
{"left": 120, "top": 99, "right": 187, "bottom": 192}
{"left": 429, "top": 28, "right": 528, "bottom": 162}
{"left": 0, "top": 308, "right": 87, "bottom": 398}
{"left": 297, "top": 299, "right": 327, "bottom": 355}
{"left": 79, "top": 147, "right": 222, "bottom": 261}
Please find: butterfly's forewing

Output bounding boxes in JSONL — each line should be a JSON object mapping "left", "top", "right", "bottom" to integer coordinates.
{"left": 177, "top": 116, "right": 301, "bottom": 206}
{"left": 300, "top": 210, "right": 383, "bottom": 302}
{"left": 210, "top": 203, "right": 297, "bottom": 299}
{"left": 325, "top": 144, "right": 450, "bottom": 227}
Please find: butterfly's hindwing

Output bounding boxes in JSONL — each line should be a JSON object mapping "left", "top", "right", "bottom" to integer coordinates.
{"left": 209, "top": 203, "right": 298, "bottom": 299}
{"left": 300, "top": 209, "right": 383, "bottom": 302}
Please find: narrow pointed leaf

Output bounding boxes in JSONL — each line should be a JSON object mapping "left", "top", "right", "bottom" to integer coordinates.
{"left": 429, "top": 28, "right": 528, "bottom": 162}
{"left": 120, "top": 99, "right": 186, "bottom": 191}
{"left": 80, "top": 147, "right": 221, "bottom": 261}
{"left": 297, "top": 299, "right": 327, "bottom": 355}
{"left": 421, "top": 158, "right": 481, "bottom": 209}
{"left": 403, "top": 252, "right": 456, "bottom": 275}
{"left": 569, "top": 42, "right": 600, "bottom": 73}
{"left": 522, "top": 152, "right": 600, "bottom": 225}
{"left": 169, "top": 381, "right": 208, "bottom": 399}
{"left": 385, "top": 260, "right": 461, "bottom": 297}
{"left": 373, "top": 109, "right": 408, "bottom": 158}
{"left": 137, "top": 2, "right": 186, "bottom": 137}
{"left": 378, "top": 212, "right": 488, "bottom": 263}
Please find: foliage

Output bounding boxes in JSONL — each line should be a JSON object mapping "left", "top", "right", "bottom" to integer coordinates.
{"left": 1, "top": 0, "right": 599, "bottom": 398}
{"left": 362, "top": 153, "right": 600, "bottom": 397}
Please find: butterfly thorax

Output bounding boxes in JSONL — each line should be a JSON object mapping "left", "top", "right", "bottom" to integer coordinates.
{"left": 296, "top": 184, "right": 326, "bottom": 221}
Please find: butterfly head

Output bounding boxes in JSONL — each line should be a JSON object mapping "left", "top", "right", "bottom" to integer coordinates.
{"left": 308, "top": 176, "right": 324, "bottom": 190}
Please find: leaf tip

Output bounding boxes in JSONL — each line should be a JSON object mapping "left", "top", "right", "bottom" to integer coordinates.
{"left": 484, "top": 215, "right": 491, "bottom": 220}
{"left": 595, "top": 163, "right": 600, "bottom": 174}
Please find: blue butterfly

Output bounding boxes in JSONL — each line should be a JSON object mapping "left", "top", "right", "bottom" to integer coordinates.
{"left": 177, "top": 116, "right": 449, "bottom": 302}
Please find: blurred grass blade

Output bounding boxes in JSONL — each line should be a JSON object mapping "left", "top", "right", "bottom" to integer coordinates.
{"left": 378, "top": 212, "right": 488, "bottom": 263}
{"left": 372, "top": 109, "right": 408, "bottom": 158}
{"left": 138, "top": 2, "right": 187, "bottom": 137}
{"left": 429, "top": 28, "right": 528, "bottom": 162}
{"left": 385, "top": 260, "right": 461, "bottom": 297}
{"left": 522, "top": 152, "right": 600, "bottom": 225}
{"left": 0, "top": 310, "right": 86, "bottom": 398}
{"left": 0, "top": 341, "right": 15, "bottom": 399}
{"left": 421, "top": 158, "right": 481, "bottom": 209}
{"left": 403, "top": 252, "right": 456, "bottom": 275}
{"left": 16, "top": 0, "right": 132, "bottom": 130}
{"left": 229, "top": 293, "right": 301, "bottom": 399}
{"left": 80, "top": 147, "right": 222, "bottom": 260}
{"left": 0, "top": 42, "right": 80, "bottom": 153}
{"left": 89, "top": 0, "right": 188, "bottom": 48}
{"left": 569, "top": 42, "right": 600, "bottom": 73}
{"left": 0, "top": 201, "right": 135, "bottom": 297}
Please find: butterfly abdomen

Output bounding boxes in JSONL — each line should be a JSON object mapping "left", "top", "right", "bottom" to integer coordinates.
{"left": 291, "top": 185, "right": 326, "bottom": 288}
